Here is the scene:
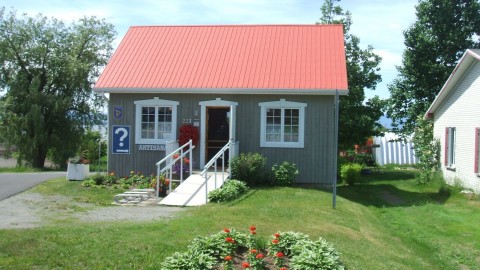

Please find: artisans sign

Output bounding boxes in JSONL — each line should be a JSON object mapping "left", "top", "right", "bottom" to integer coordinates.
{"left": 138, "top": 144, "right": 166, "bottom": 151}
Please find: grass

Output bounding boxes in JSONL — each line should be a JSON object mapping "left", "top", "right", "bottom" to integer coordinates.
{"left": 0, "top": 169, "right": 479, "bottom": 269}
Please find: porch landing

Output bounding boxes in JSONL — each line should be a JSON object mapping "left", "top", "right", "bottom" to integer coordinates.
{"left": 159, "top": 172, "right": 228, "bottom": 206}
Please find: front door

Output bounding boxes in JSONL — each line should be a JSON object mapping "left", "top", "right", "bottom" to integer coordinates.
{"left": 206, "top": 107, "right": 230, "bottom": 163}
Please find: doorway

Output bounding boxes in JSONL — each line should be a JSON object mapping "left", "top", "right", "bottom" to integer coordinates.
{"left": 206, "top": 107, "right": 230, "bottom": 163}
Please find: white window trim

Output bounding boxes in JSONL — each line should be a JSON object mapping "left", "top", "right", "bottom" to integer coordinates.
{"left": 447, "top": 127, "right": 456, "bottom": 168}
{"left": 134, "top": 97, "right": 179, "bottom": 145}
{"left": 259, "top": 99, "right": 306, "bottom": 148}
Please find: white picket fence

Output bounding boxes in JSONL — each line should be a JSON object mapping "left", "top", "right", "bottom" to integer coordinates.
{"left": 373, "top": 132, "right": 417, "bottom": 166}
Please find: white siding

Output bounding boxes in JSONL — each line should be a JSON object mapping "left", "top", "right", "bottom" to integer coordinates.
{"left": 374, "top": 133, "right": 417, "bottom": 166}
{"left": 433, "top": 61, "right": 480, "bottom": 193}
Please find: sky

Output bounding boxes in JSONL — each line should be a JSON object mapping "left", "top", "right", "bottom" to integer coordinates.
{"left": 2, "top": 0, "right": 418, "bottom": 100}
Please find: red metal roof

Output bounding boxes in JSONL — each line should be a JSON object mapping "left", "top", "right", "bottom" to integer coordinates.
{"left": 94, "top": 25, "right": 348, "bottom": 93}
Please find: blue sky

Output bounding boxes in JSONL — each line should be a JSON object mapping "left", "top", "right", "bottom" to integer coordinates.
{"left": 2, "top": 0, "right": 418, "bottom": 100}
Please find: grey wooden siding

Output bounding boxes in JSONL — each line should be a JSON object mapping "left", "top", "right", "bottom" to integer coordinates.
{"left": 108, "top": 93, "right": 336, "bottom": 184}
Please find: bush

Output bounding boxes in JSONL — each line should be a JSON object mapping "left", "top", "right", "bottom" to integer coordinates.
{"left": 230, "top": 153, "right": 267, "bottom": 186}
{"left": 91, "top": 173, "right": 105, "bottom": 185}
{"left": 161, "top": 227, "right": 344, "bottom": 270}
{"left": 272, "top": 161, "right": 299, "bottom": 186}
{"left": 208, "top": 180, "right": 249, "bottom": 203}
{"left": 340, "top": 163, "right": 362, "bottom": 185}
{"left": 289, "top": 238, "right": 345, "bottom": 270}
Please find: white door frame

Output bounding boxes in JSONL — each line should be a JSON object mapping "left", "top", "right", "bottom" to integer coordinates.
{"left": 199, "top": 98, "right": 238, "bottom": 168}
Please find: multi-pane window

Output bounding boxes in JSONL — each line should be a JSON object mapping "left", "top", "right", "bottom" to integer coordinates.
{"left": 260, "top": 99, "right": 306, "bottom": 148}
{"left": 140, "top": 106, "right": 172, "bottom": 140}
{"left": 135, "top": 98, "right": 178, "bottom": 144}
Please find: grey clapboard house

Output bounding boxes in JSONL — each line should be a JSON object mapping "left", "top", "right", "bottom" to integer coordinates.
{"left": 93, "top": 25, "right": 348, "bottom": 184}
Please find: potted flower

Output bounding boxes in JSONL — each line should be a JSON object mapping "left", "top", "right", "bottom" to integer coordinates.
{"left": 151, "top": 174, "right": 170, "bottom": 197}
{"left": 66, "top": 156, "right": 90, "bottom": 181}
{"left": 172, "top": 153, "right": 190, "bottom": 180}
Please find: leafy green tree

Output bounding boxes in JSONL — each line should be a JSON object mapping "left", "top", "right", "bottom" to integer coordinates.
{"left": 412, "top": 116, "right": 440, "bottom": 184}
{"left": 318, "top": 0, "right": 384, "bottom": 150}
{"left": 387, "top": 0, "right": 480, "bottom": 134}
{"left": 0, "top": 8, "right": 115, "bottom": 168}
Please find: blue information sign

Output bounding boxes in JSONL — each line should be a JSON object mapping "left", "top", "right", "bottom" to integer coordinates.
{"left": 112, "top": 125, "right": 130, "bottom": 154}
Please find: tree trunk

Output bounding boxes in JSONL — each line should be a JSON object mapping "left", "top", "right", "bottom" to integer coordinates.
{"left": 32, "top": 148, "right": 47, "bottom": 169}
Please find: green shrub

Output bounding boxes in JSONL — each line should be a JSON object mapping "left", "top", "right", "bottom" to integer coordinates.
{"left": 208, "top": 180, "right": 249, "bottom": 203}
{"left": 340, "top": 163, "right": 362, "bottom": 185}
{"left": 272, "top": 161, "right": 299, "bottom": 186}
{"left": 289, "top": 238, "right": 345, "bottom": 270}
{"left": 91, "top": 173, "right": 105, "bottom": 185}
{"left": 81, "top": 179, "right": 96, "bottom": 187}
{"left": 160, "top": 249, "right": 217, "bottom": 270}
{"left": 161, "top": 227, "right": 344, "bottom": 270}
{"left": 230, "top": 153, "right": 267, "bottom": 186}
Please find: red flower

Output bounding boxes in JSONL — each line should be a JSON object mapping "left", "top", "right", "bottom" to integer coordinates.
{"left": 274, "top": 233, "right": 281, "bottom": 238}
{"left": 242, "top": 262, "right": 250, "bottom": 268}
{"left": 173, "top": 153, "right": 179, "bottom": 159}
{"left": 250, "top": 249, "right": 257, "bottom": 254}
{"left": 223, "top": 228, "right": 231, "bottom": 233}
{"left": 250, "top": 225, "right": 256, "bottom": 231}
{"left": 225, "top": 237, "right": 235, "bottom": 243}
{"left": 250, "top": 231, "right": 257, "bottom": 235}
{"left": 255, "top": 253, "right": 265, "bottom": 259}
{"left": 224, "top": 255, "right": 232, "bottom": 261}
{"left": 276, "top": 252, "right": 284, "bottom": 258}
{"left": 280, "top": 268, "right": 287, "bottom": 270}
{"left": 272, "top": 239, "right": 279, "bottom": 244}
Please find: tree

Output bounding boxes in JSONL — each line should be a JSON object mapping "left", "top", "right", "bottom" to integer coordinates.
{"left": 318, "top": 0, "right": 384, "bottom": 150}
{"left": 0, "top": 8, "right": 115, "bottom": 168}
{"left": 412, "top": 116, "right": 440, "bottom": 184}
{"left": 387, "top": 0, "right": 480, "bottom": 134}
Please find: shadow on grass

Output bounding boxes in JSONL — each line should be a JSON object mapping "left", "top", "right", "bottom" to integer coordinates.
{"left": 335, "top": 170, "right": 451, "bottom": 208}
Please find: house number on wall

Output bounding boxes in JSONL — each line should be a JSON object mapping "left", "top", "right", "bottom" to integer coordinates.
{"left": 138, "top": 144, "right": 166, "bottom": 151}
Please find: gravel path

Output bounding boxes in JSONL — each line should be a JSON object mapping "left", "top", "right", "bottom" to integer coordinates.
{"left": 0, "top": 192, "right": 186, "bottom": 229}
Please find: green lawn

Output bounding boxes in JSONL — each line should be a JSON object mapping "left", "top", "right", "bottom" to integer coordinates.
{"left": 0, "top": 169, "right": 479, "bottom": 269}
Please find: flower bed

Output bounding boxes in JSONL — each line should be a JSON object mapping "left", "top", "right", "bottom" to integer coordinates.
{"left": 161, "top": 226, "right": 344, "bottom": 270}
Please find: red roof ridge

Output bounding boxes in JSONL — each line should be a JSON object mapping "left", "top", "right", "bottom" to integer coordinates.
{"left": 128, "top": 24, "right": 344, "bottom": 28}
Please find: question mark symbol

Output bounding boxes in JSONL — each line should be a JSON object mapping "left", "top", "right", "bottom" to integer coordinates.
{"left": 115, "top": 128, "right": 128, "bottom": 147}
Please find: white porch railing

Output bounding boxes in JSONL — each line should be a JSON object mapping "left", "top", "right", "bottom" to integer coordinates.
{"left": 201, "top": 140, "right": 239, "bottom": 204}
{"left": 156, "top": 140, "right": 195, "bottom": 199}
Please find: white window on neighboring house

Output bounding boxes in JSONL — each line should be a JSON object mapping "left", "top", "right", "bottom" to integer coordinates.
{"left": 475, "top": 128, "right": 479, "bottom": 174}
{"left": 134, "top": 98, "right": 178, "bottom": 144}
{"left": 445, "top": 127, "right": 456, "bottom": 168}
{"left": 259, "top": 99, "right": 306, "bottom": 148}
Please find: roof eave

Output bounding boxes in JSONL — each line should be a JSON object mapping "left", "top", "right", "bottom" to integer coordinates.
{"left": 425, "top": 49, "right": 480, "bottom": 118}
{"left": 93, "top": 87, "right": 349, "bottom": 96}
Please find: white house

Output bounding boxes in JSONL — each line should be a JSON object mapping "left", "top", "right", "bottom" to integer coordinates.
{"left": 425, "top": 49, "right": 480, "bottom": 193}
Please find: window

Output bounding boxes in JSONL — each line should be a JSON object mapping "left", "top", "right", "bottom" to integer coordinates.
{"left": 445, "top": 127, "right": 456, "bottom": 168}
{"left": 259, "top": 99, "right": 306, "bottom": 148}
{"left": 134, "top": 98, "right": 178, "bottom": 144}
{"left": 475, "top": 128, "right": 479, "bottom": 174}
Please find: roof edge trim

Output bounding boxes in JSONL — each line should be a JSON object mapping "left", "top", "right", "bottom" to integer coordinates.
{"left": 93, "top": 88, "right": 349, "bottom": 96}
